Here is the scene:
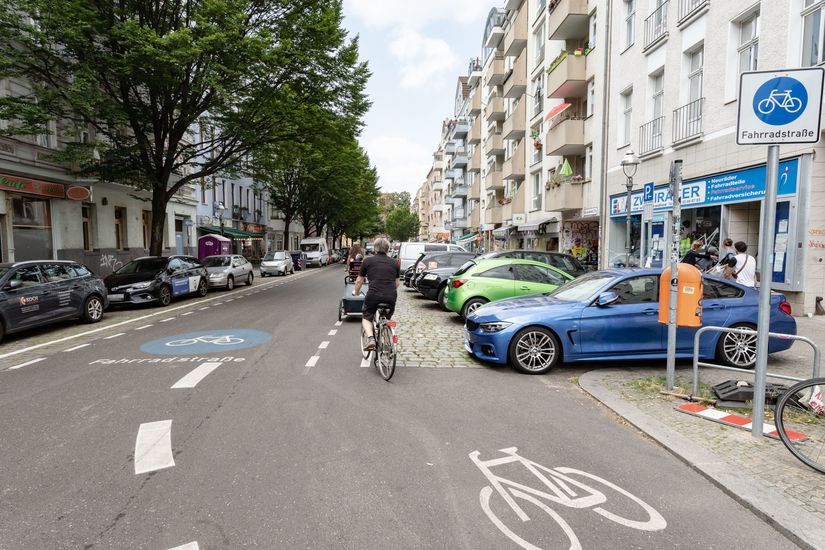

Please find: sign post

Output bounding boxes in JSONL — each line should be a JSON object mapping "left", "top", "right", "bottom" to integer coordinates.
{"left": 737, "top": 67, "right": 824, "bottom": 438}
{"left": 641, "top": 182, "right": 654, "bottom": 267}
{"left": 665, "top": 161, "right": 682, "bottom": 391}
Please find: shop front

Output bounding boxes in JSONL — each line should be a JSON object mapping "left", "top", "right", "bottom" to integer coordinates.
{"left": 560, "top": 219, "right": 599, "bottom": 270}
{"left": 515, "top": 218, "right": 559, "bottom": 253}
{"left": 608, "top": 156, "right": 808, "bottom": 296}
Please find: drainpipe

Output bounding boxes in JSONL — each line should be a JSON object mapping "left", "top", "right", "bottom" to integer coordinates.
{"left": 597, "top": 0, "right": 613, "bottom": 269}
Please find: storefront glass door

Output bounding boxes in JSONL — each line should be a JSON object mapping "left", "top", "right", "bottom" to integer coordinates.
{"left": 12, "top": 196, "right": 53, "bottom": 261}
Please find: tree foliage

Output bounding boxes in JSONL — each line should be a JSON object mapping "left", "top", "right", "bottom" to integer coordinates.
{"left": 385, "top": 207, "right": 420, "bottom": 242}
{"left": 0, "top": 0, "right": 369, "bottom": 254}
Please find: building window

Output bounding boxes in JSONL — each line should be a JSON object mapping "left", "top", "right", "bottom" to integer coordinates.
{"left": 114, "top": 207, "right": 127, "bottom": 250}
{"left": 620, "top": 88, "right": 633, "bottom": 146}
{"left": 802, "top": 0, "right": 825, "bottom": 66}
{"left": 589, "top": 11, "right": 597, "bottom": 48}
{"left": 0, "top": 79, "right": 9, "bottom": 130}
{"left": 624, "top": 0, "right": 636, "bottom": 49}
{"left": 12, "top": 196, "right": 52, "bottom": 261}
{"left": 737, "top": 11, "right": 759, "bottom": 74}
{"left": 651, "top": 71, "right": 664, "bottom": 118}
{"left": 142, "top": 210, "right": 152, "bottom": 249}
{"left": 531, "top": 123, "right": 543, "bottom": 165}
{"left": 532, "top": 76, "right": 544, "bottom": 117}
{"left": 532, "top": 172, "right": 542, "bottom": 211}
{"left": 82, "top": 204, "right": 93, "bottom": 251}
{"left": 688, "top": 47, "right": 703, "bottom": 102}
{"left": 534, "top": 24, "right": 546, "bottom": 67}
{"left": 586, "top": 80, "right": 596, "bottom": 117}
{"left": 585, "top": 145, "right": 593, "bottom": 180}
{"left": 37, "top": 120, "right": 57, "bottom": 149}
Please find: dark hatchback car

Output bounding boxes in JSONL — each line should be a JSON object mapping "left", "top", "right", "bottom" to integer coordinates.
{"left": 405, "top": 252, "right": 477, "bottom": 287}
{"left": 0, "top": 260, "right": 108, "bottom": 343}
{"left": 104, "top": 256, "right": 208, "bottom": 307}
{"left": 416, "top": 266, "right": 463, "bottom": 310}
{"left": 477, "top": 250, "right": 586, "bottom": 277}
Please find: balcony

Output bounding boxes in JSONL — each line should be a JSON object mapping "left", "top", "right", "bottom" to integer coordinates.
{"left": 445, "top": 141, "right": 457, "bottom": 154}
{"left": 485, "top": 95, "right": 506, "bottom": 121}
{"left": 545, "top": 181, "right": 583, "bottom": 211}
{"left": 470, "top": 179, "right": 481, "bottom": 199}
{"left": 470, "top": 207, "right": 480, "bottom": 228}
{"left": 503, "top": 49, "right": 527, "bottom": 98}
{"left": 643, "top": 0, "right": 669, "bottom": 52}
{"left": 502, "top": 140, "right": 525, "bottom": 181}
{"left": 484, "top": 12, "right": 505, "bottom": 48}
{"left": 485, "top": 206, "right": 503, "bottom": 224}
{"left": 451, "top": 183, "right": 469, "bottom": 197}
{"left": 503, "top": 99, "right": 526, "bottom": 140}
{"left": 677, "top": 0, "right": 708, "bottom": 26}
{"left": 451, "top": 118, "right": 470, "bottom": 139}
{"left": 548, "top": 0, "right": 589, "bottom": 40}
{"left": 484, "top": 133, "right": 505, "bottom": 156}
{"left": 673, "top": 98, "right": 703, "bottom": 144}
{"left": 639, "top": 116, "right": 664, "bottom": 156}
{"left": 469, "top": 146, "right": 482, "bottom": 172}
{"left": 468, "top": 58, "right": 483, "bottom": 86}
{"left": 510, "top": 182, "right": 526, "bottom": 217}
{"left": 503, "top": 4, "right": 528, "bottom": 57}
{"left": 546, "top": 52, "right": 587, "bottom": 98}
{"left": 470, "top": 90, "right": 482, "bottom": 115}
{"left": 502, "top": 201, "right": 512, "bottom": 221}
{"left": 485, "top": 169, "right": 504, "bottom": 190}
{"left": 545, "top": 116, "right": 585, "bottom": 156}
{"left": 468, "top": 116, "right": 481, "bottom": 145}
{"left": 485, "top": 53, "right": 507, "bottom": 87}
{"left": 451, "top": 147, "right": 468, "bottom": 169}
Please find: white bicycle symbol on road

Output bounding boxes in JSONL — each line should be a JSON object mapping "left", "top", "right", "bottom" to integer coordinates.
{"left": 756, "top": 89, "right": 803, "bottom": 115}
{"left": 165, "top": 335, "right": 245, "bottom": 347}
{"left": 470, "top": 447, "right": 667, "bottom": 550}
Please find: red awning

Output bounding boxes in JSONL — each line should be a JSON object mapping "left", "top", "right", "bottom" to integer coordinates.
{"left": 544, "top": 102, "right": 571, "bottom": 122}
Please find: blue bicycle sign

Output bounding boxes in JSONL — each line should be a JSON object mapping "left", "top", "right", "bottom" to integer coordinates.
{"left": 752, "top": 77, "right": 808, "bottom": 126}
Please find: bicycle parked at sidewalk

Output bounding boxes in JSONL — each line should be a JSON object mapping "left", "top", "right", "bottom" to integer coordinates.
{"left": 775, "top": 377, "right": 825, "bottom": 474}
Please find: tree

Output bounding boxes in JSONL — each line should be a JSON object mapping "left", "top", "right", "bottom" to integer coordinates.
{"left": 0, "top": 0, "right": 368, "bottom": 254}
{"left": 385, "top": 207, "right": 420, "bottom": 242}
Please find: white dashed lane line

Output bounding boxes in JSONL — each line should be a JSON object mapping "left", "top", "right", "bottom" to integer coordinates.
{"left": 8, "top": 357, "right": 46, "bottom": 370}
{"left": 63, "top": 343, "right": 90, "bottom": 352}
{"left": 328, "top": 330, "right": 338, "bottom": 336}
{"left": 104, "top": 333, "right": 125, "bottom": 339}
{"left": 169, "top": 543, "right": 199, "bottom": 550}
{"left": 334, "top": 321, "right": 343, "bottom": 327}
{"left": 135, "top": 324, "right": 153, "bottom": 331}
{"left": 159, "top": 318, "right": 175, "bottom": 323}
{"left": 134, "top": 420, "right": 175, "bottom": 475}
{"left": 319, "top": 341, "right": 329, "bottom": 349}
{"left": 170, "top": 362, "right": 222, "bottom": 389}
{"left": 360, "top": 358, "right": 371, "bottom": 368}
{"left": 305, "top": 356, "right": 319, "bottom": 368}
{"left": 181, "top": 311, "right": 194, "bottom": 316}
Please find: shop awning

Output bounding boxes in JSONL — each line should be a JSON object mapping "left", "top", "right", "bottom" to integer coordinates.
{"left": 492, "top": 224, "right": 512, "bottom": 236}
{"left": 517, "top": 217, "right": 558, "bottom": 232}
{"left": 200, "top": 226, "right": 263, "bottom": 239}
{"left": 544, "top": 102, "right": 571, "bottom": 122}
{"left": 455, "top": 232, "right": 477, "bottom": 245}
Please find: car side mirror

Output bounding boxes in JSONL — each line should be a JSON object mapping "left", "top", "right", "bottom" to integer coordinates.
{"left": 4, "top": 280, "right": 22, "bottom": 291}
{"left": 596, "top": 291, "right": 619, "bottom": 307}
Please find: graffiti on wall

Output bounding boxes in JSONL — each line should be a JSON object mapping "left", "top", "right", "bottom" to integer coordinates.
{"left": 562, "top": 221, "right": 599, "bottom": 260}
{"left": 100, "top": 254, "right": 123, "bottom": 273}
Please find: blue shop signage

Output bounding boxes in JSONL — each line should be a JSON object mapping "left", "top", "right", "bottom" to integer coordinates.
{"left": 609, "top": 158, "right": 799, "bottom": 218}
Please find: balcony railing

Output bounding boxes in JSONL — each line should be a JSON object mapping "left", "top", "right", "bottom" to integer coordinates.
{"left": 677, "top": 0, "right": 708, "bottom": 25}
{"left": 643, "top": 1, "right": 669, "bottom": 50}
{"left": 672, "top": 98, "right": 703, "bottom": 143}
{"left": 639, "top": 116, "right": 664, "bottom": 156}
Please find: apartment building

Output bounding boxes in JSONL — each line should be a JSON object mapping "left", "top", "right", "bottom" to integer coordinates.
{"left": 604, "top": 0, "right": 825, "bottom": 314}
{"left": 444, "top": 77, "right": 472, "bottom": 243}
{"left": 466, "top": 58, "right": 485, "bottom": 250}
{"left": 426, "top": 146, "right": 448, "bottom": 242}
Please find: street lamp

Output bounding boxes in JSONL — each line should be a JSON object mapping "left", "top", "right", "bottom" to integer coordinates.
{"left": 621, "top": 150, "right": 640, "bottom": 267}
{"left": 214, "top": 201, "right": 226, "bottom": 237}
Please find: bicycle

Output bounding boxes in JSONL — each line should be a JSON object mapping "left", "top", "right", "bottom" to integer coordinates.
{"left": 757, "top": 89, "right": 803, "bottom": 115}
{"left": 165, "top": 335, "right": 245, "bottom": 347}
{"left": 359, "top": 303, "right": 397, "bottom": 381}
{"left": 470, "top": 447, "right": 666, "bottom": 549}
{"left": 775, "top": 377, "right": 825, "bottom": 474}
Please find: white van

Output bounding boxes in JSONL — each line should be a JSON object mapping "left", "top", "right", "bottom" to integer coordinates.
{"left": 397, "top": 242, "right": 467, "bottom": 271}
{"left": 300, "top": 237, "right": 329, "bottom": 267}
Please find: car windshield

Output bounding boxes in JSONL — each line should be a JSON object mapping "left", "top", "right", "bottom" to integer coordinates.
{"left": 202, "top": 256, "right": 231, "bottom": 267}
{"left": 301, "top": 244, "right": 319, "bottom": 252}
{"left": 548, "top": 272, "right": 615, "bottom": 302}
{"left": 550, "top": 255, "right": 584, "bottom": 273}
{"left": 264, "top": 252, "right": 286, "bottom": 261}
{"left": 115, "top": 258, "right": 167, "bottom": 274}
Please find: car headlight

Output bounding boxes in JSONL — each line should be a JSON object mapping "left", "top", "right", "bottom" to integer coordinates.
{"left": 129, "top": 281, "right": 153, "bottom": 290}
{"left": 479, "top": 321, "right": 512, "bottom": 333}
{"left": 209, "top": 272, "right": 223, "bottom": 279}
{"left": 423, "top": 273, "right": 438, "bottom": 281}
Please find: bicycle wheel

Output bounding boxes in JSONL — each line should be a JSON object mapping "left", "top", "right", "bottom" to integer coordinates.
{"left": 360, "top": 326, "right": 372, "bottom": 360}
{"left": 377, "top": 323, "right": 396, "bottom": 381}
{"left": 775, "top": 378, "right": 825, "bottom": 474}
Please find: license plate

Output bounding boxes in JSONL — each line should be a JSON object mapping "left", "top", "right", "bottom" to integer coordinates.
{"left": 108, "top": 293, "right": 124, "bottom": 301}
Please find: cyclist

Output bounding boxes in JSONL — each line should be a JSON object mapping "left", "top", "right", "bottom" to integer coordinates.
{"left": 352, "top": 237, "right": 400, "bottom": 351}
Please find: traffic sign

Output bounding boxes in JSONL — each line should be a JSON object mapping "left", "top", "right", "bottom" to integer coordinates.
{"left": 642, "top": 202, "right": 654, "bottom": 222}
{"left": 737, "top": 68, "right": 824, "bottom": 145}
{"left": 643, "top": 182, "right": 654, "bottom": 203}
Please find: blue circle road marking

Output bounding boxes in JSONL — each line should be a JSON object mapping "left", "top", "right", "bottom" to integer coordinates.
{"left": 752, "top": 77, "right": 808, "bottom": 126}
{"left": 140, "top": 329, "right": 272, "bottom": 355}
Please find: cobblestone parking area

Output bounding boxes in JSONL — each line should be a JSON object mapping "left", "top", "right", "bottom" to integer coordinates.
{"left": 393, "top": 286, "right": 486, "bottom": 369}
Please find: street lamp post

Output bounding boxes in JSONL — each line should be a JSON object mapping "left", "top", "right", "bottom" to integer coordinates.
{"left": 214, "top": 201, "right": 226, "bottom": 237}
{"left": 620, "top": 151, "right": 640, "bottom": 267}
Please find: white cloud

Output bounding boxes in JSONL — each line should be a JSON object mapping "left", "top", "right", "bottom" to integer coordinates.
{"left": 390, "top": 28, "right": 458, "bottom": 88}
{"left": 347, "top": 0, "right": 495, "bottom": 30}
{"left": 364, "top": 134, "right": 432, "bottom": 193}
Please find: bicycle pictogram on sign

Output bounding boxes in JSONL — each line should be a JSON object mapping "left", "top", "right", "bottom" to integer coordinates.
{"left": 752, "top": 77, "right": 808, "bottom": 126}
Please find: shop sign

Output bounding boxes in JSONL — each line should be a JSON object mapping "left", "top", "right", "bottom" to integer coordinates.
{"left": 609, "top": 158, "right": 799, "bottom": 218}
{"left": 0, "top": 174, "right": 65, "bottom": 198}
{"left": 244, "top": 223, "right": 263, "bottom": 233}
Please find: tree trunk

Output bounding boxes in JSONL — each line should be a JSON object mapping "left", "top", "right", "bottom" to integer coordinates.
{"left": 149, "top": 190, "right": 167, "bottom": 256}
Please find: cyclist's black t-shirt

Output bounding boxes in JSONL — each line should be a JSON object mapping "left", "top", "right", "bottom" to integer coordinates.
{"left": 359, "top": 253, "right": 400, "bottom": 298}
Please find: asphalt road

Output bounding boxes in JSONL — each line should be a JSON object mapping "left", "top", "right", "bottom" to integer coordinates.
{"left": 0, "top": 266, "right": 802, "bottom": 549}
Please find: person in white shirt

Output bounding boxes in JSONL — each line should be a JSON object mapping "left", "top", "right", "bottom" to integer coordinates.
{"left": 731, "top": 241, "right": 757, "bottom": 287}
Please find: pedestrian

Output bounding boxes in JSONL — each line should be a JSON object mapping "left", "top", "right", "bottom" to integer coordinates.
{"left": 727, "top": 241, "right": 756, "bottom": 287}
{"left": 681, "top": 240, "right": 716, "bottom": 267}
{"left": 347, "top": 243, "right": 363, "bottom": 273}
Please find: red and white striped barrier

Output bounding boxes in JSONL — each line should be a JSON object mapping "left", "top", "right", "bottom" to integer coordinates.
{"left": 676, "top": 403, "right": 808, "bottom": 442}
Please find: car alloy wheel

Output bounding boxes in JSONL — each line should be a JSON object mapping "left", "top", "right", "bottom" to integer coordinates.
{"left": 437, "top": 286, "right": 449, "bottom": 312}
{"left": 461, "top": 298, "right": 487, "bottom": 319}
{"left": 197, "top": 278, "right": 208, "bottom": 297}
{"left": 247, "top": 273, "right": 254, "bottom": 286}
{"left": 158, "top": 285, "right": 172, "bottom": 306}
{"left": 226, "top": 276, "right": 234, "bottom": 290}
{"left": 509, "top": 327, "right": 560, "bottom": 375}
{"left": 83, "top": 295, "right": 104, "bottom": 323}
{"left": 718, "top": 324, "right": 758, "bottom": 369}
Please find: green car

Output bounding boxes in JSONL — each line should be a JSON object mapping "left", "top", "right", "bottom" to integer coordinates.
{"left": 445, "top": 258, "right": 573, "bottom": 318}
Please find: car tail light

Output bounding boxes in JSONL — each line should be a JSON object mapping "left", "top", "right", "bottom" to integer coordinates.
{"left": 779, "top": 301, "right": 792, "bottom": 316}
{"left": 452, "top": 278, "right": 467, "bottom": 289}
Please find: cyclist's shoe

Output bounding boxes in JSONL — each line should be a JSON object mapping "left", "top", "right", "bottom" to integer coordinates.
{"left": 364, "top": 336, "right": 376, "bottom": 351}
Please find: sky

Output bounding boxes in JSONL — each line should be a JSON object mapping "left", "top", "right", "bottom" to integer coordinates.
{"left": 342, "top": 0, "right": 501, "bottom": 196}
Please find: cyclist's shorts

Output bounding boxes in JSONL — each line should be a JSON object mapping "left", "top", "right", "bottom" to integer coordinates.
{"left": 362, "top": 293, "right": 396, "bottom": 321}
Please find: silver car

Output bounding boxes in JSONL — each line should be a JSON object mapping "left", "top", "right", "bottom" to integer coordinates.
{"left": 260, "top": 250, "right": 294, "bottom": 277}
{"left": 203, "top": 255, "right": 254, "bottom": 290}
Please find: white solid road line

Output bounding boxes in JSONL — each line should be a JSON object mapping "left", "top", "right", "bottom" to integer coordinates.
{"left": 168, "top": 543, "right": 199, "bottom": 550}
{"left": 305, "top": 356, "right": 320, "bottom": 367}
{"left": 319, "top": 341, "right": 329, "bottom": 349}
{"left": 171, "top": 362, "right": 222, "bottom": 389}
{"left": 134, "top": 420, "right": 175, "bottom": 475}
{"left": 0, "top": 267, "right": 322, "bottom": 362}
{"left": 135, "top": 324, "right": 153, "bottom": 331}
{"left": 8, "top": 357, "right": 46, "bottom": 370}
{"left": 104, "top": 332, "right": 125, "bottom": 339}
{"left": 360, "top": 358, "right": 371, "bottom": 368}
{"left": 63, "top": 343, "right": 90, "bottom": 352}
{"left": 328, "top": 329, "right": 338, "bottom": 336}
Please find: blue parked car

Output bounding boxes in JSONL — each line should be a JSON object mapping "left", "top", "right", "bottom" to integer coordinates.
{"left": 464, "top": 269, "right": 796, "bottom": 375}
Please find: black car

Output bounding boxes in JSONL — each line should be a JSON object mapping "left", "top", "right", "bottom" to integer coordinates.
{"left": 104, "top": 256, "right": 208, "bottom": 307}
{"left": 475, "top": 250, "right": 586, "bottom": 277}
{"left": 406, "top": 252, "right": 476, "bottom": 287}
{"left": 415, "top": 266, "right": 462, "bottom": 310}
{"left": 0, "top": 260, "right": 108, "bottom": 343}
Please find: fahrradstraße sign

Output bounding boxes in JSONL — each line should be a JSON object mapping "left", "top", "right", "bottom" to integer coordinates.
{"left": 737, "top": 68, "right": 824, "bottom": 145}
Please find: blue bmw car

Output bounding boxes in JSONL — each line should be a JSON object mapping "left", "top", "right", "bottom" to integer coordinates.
{"left": 464, "top": 269, "right": 796, "bottom": 375}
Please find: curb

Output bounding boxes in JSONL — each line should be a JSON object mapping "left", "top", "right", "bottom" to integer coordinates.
{"left": 579, "top": 369, "right": 824, "bottom": 550}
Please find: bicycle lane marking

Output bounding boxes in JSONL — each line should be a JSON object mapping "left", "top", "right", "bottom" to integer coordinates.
{"left": 170, "top": 362, "right": 223, "bottom": 389}
{"left": 134, "top": 420, "right": 175, "bottom": 475}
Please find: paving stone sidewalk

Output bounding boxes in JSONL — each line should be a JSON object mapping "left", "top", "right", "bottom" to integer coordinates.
{"left": 580, "top": 316, "right": 825, "bottom": 550}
